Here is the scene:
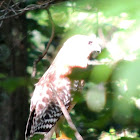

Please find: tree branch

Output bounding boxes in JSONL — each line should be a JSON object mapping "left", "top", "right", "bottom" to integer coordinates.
{"left": 0, "top": 0, "right": 55, "bottom": 25}
{"left": 32, "top": 8, "right": 55, "bottom": 77}
{"left": 50, "top": 84, "right": 83, "bottom": 140}
{"left": 87, "top": 59, "right": 113, "bottom": 66}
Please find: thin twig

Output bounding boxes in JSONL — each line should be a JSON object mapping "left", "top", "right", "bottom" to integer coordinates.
{"left": 0, "top": 0, "right": 54, "bottom": 22}
{"left": 87, "top": 59, "right": 114, "bottom": 66}
{"left": 32, "top": 8, "right": 55, "bottom": 77}
{"left": 87, "top": 57, "right": 134, "bottom": 66}
{"left": 50, "top": 84, "right": 83, "bottom": 140}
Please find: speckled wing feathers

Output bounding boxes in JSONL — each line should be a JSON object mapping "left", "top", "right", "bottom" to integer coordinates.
{"left": 27, "top": 102, "right": 62, "bottom": 136}
{"left": 25, "top": 69, "right": 72, "bottom": 138}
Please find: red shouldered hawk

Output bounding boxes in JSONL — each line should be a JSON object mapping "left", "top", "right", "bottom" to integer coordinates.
{"left": 25, "top": 35, "right": 101, "bottom": 140}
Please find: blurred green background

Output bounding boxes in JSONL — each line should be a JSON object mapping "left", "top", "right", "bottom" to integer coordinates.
{"left": 0, "top": 0, "right": 140, "bottom": 140}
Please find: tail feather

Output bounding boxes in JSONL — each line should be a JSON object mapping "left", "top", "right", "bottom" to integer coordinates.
{"left": 25, "top": 109, "right": 35, "bottom": 139}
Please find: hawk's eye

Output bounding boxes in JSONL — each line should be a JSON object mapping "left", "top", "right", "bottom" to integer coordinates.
{"left": 88, "top": 41, "right": 93, "bottom": 45}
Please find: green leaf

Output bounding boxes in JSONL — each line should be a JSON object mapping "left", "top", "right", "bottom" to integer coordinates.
{"left": 90, "top": 64, "right": 112, "bottom": 83}
{"left": 30, "top": 134, "right": 44, "bottom": 140}
{"left": 0, "top": 73, "right": 6, "bottom": 78}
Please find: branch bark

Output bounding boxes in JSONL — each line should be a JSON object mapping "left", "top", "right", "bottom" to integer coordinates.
{"left": 50, "top": 84, "right": 83, "bottom": 140}
{"left": 32, "top": 8, "right": 55, "bottom": 77}
{"left": 0, "top": 0, "right": 56, "bottom": 28}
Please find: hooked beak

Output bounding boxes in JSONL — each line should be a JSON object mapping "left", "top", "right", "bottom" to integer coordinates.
{"left": 88, "top": 43, "right": 101, "bottom": 60}
{"left": 92, "top": 44, "right": 101, "bottom": 53}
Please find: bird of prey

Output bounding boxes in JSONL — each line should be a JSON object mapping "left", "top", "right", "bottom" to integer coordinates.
{"left": 25, "top": 35, "right": 101, "bottom": 140}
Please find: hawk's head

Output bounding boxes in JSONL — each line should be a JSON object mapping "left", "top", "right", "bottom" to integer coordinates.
{"left": 54, "top": 35, "right": 101, "bottom": 69}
